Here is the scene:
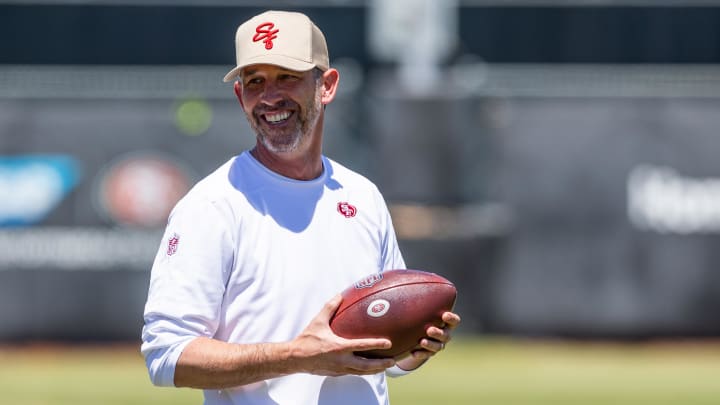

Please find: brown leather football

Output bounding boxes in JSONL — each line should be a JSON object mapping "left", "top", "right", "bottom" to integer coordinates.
{"left": 330, "top": 269, "right": 457, "bottom": 359}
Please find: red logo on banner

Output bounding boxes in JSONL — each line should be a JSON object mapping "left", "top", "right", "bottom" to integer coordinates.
{"left": 167, "top": 234, "right": 180, "bottom": 256}
{"left": 253, "top": 22, "right": 279, "bottom": 50}
{"left": 95, "top": 153, "right": 191, "bottom": 227}
{"left": 337, "top": 202, "right": 357, "bottom": 218}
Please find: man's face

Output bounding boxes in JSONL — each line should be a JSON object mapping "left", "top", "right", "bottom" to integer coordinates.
{"left": 239, "top": 64, "right": 323, "bottom": 154}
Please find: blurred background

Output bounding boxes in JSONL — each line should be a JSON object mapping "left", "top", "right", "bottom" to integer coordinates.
{"left": 2, "top": 1, "right": 720, "bottom": 402}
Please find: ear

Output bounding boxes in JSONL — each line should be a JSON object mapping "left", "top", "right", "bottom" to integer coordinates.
{"left": 320, "top": 68, "right": 340, "bottom": 105}
{"left": 233, "top": 81, "right": 244, "bottom": 108}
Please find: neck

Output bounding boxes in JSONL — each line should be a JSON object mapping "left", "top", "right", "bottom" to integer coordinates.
{"left": 251, "top": 121, "right": 324, "bottom": 181}
{"left": 250, "top": 146, "right": 323, "bottom": 181}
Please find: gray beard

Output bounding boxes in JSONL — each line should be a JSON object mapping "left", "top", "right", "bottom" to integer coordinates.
{"left": 254, "top": 120, "right": 304, "bottom": 153}
{"left": 251, "top": 85, "right": 323, "bottom": 154}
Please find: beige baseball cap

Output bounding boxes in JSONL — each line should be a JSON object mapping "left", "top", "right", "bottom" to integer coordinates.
{"left": 222, "top": 10, "right": 330, "bottom": 82}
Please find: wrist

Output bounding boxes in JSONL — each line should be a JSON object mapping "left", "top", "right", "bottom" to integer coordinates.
{"left": 284, "top": 339, "right": 311, "bottom": 374}
{"left": 386, "top": 364, "right": 413, "bottom": 377}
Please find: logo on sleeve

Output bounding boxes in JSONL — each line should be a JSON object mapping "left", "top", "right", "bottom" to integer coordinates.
{"left": 337, "top": 202, "right": 357, "bottom": 218}
{"left": 166, "top": 233, "right": 180, "bottom": 256}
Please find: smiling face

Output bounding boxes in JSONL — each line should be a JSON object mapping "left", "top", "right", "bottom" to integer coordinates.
{"left": 239, "top": 65, "right": 324, "bottom": 154}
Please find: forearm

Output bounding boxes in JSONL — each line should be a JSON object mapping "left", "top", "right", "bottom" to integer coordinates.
{"left": 171, "top": 295, "right": 398, "bottom": 388}
{"left": 174, "top": 337, "right": 301, "bottom": 389}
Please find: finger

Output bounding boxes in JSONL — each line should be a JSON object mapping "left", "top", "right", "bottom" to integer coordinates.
{"left": 425, "top": 326, "right": 450, "bottom": 341}
{"left": 408, "top": 349, "right": 432, "bottom": 361}
{"left": 342, "top": 337, "right": 392, "bottom": 353}
{"left": 346, "top": 356, "right": 396, "bottom": 374}
{"left": 419, "top": 338, "right": 445, "bottom": 353}
{"left": 426, "top": 326, "right": 450, "bottom": 342}
{"left": 442, "top": 311, "right": 461, "bottom": 327}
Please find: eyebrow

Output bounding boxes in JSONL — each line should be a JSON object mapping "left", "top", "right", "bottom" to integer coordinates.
{"left": 243, "top": 68, "right": 259, "bottom": 77}
{"left": 242, "top": 67, "right": 300, "bottom": 78}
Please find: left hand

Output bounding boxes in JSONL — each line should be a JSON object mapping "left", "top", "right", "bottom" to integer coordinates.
{"left": 395, "top": 311, "right": 461, "bottom": 371}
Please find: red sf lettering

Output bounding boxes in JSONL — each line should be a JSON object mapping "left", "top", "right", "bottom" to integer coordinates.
{"left": 253, "top": 22, "right": 279, "bottom": 50}
{"left": 337, "top": 202, "right": 357, "bottom": 218}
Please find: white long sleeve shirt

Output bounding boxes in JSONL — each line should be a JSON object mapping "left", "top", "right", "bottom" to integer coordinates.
{"left": 141, "top": 151, "right": 406, "bottom": 404}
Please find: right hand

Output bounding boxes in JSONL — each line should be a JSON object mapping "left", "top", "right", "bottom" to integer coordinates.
{"left": 289, "top": 294, "right": 396, "bottom": 376}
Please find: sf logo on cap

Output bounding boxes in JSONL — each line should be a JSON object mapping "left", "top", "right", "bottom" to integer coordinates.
{"left": 253, "top": 22, "right": 279, "bottom": 50}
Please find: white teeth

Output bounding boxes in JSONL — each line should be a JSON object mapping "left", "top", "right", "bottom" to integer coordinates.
{"left": 265, "top": 111, "right": 291, "bottom": 123}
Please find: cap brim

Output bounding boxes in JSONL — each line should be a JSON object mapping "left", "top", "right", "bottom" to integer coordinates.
{"left": 222, "top": 55, "right": 317, "bottom": 82}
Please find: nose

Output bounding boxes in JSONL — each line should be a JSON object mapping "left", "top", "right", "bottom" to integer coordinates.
{"left": 259, "top": 80, "right": 284, "bottom": 107}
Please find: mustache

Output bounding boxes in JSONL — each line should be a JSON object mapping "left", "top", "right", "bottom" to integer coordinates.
{"left": 253, "top": 100, "right": 298, "bottom": 116}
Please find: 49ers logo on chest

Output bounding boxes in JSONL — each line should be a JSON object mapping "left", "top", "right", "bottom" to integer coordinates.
{"left": 337, "top": 202, "right": 357, "bottom": 218}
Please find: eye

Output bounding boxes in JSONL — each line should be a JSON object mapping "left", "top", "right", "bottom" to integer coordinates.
{"left": 245, "top": 77, "right": 263, "bottom": 86}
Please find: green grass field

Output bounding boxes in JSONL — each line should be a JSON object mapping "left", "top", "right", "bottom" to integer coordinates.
{"left": 1, "top": 337, "right": 719, "bottom": 405}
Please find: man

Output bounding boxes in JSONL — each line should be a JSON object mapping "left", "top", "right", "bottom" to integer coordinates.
{"left": 141, "top": 10, "right": 460, "bottom": 404}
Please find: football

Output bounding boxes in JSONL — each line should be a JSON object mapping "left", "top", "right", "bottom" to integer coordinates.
{"left": 330, "top": 269, "right": 457, "bottom": 359}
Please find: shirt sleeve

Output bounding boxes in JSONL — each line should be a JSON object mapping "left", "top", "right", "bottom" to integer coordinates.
{"left": 140, "top": 194, "right": 235, "bottom": 386}
{"left": 375, "top": 187, "right": 406, "bottom": 272}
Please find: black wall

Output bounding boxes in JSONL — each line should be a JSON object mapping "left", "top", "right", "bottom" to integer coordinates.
{"left": 2, "top": 5, "right": 720, "bottom": 65}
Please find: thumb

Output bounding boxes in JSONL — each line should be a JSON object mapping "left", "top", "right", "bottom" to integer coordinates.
{"left": 318, "top": 294, "right": 344, "bottom": 323}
